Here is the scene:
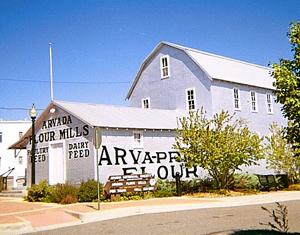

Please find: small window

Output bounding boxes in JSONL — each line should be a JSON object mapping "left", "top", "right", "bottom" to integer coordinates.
{"left": 142, "top": 98, "right": 150, "bottom": 109}
{"left": 0, "top": 132, "right": 2, "bottom": 143}
{"left": 133, "top": 131, "right": 143, "bottom": 148}
{"left": 18, "top": 156, "right": 23, "bottom": 165}
{"left": 160, "top": 55, "right": 170, "bottom": 78}
{"left": 186, "top": 88, "right": 196, "bottom": 111}
{"left": 19, "top": 132, "right": 23, "bottom": 139}
{"left": 250, "top": 91, "right": 258, "bottom": 112}
{"left": 233, "top": 88, "right": 241, "bottom": 110}
{"left": 266, "top": 93, "right": 273, "bottom": 114}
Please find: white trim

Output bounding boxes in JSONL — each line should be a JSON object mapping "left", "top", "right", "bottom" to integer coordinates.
{"left": 233, "top": 88, "right": 241, "bottom": 111}
{"left": 141, "top": 97, "right": 151, "bottom": 109}
{"left": 250, "top": 91, "right": 258, "bottom": 113}
{"left": 160, "top": 55, "right": 170, "bottom": 79}
{"left": 132, "top": 131, "right": 143, "bottom": 149}
{"left": 185, "top": 88, "right": 197, "bottom": 112}
{"left": 266, "top": 93, "right": 273, "bottom": 114}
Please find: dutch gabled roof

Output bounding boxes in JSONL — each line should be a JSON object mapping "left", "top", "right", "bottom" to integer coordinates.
{"left": 9, "top": 100, "right": 185, "bottom": 149}
{"left": 126, "top": 41, "right": 274, "bottom": 99}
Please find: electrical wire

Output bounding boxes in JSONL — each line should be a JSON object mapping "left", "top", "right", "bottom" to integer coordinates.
{"left": 0, "top": 78, "right": 131, "bottom": 84}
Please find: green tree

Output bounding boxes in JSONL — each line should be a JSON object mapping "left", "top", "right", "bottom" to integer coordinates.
{"left": 174, "top": 109, "right": 263, "bottom": 189}
{"left": 265, "top": 123, "right": 300, "bottom": 183}
{"left": 272, "top": 21, "right": 300, "bottom": 151}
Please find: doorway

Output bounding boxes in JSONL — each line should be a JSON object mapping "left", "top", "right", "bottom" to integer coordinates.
{"left": 49, "top": 142, "right": 65, "bottom": 185}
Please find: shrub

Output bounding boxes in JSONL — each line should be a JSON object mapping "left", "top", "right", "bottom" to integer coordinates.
{"left": 60, "top": 194, "right": 78, "bottom": 204}
{"left": 48, "top": 182, "right": 79, "bottom": 204}
{"left": 154, "top": 179, "right": 176, "bottom": 197}
{"left": 287, "top": 184, "right": 300, "bottom": 191}
{"left": 26, "top": 180, "right": 51, "bottom": 202}
{"left": 78, "top": 179, "right": 104, "bottom": 202}
{"left": 234, "top": 174, "right": 260, "bottom": 190}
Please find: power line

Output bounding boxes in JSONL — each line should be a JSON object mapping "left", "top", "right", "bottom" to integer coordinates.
{"left": 0, "top": 107, "right": 44, "bottom": 111}
{"left": 0, "top": 78, "right": 131, "bottom": 84}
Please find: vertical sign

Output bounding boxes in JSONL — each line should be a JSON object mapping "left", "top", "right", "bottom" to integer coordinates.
{"left": 94, "top": 127, "right": 102, "bottom": 210}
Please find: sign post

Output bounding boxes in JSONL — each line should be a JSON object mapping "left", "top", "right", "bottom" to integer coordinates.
{"left": 94, "top": 127, "right": 102, "bottom": 210}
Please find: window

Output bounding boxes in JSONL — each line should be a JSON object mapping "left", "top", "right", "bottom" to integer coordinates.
{"left": 18, "top": 156, "right": 23, "bottom": 165}
{"left": 19, "top": 132, "right": 23, "bottom": 139}
{"left": 186, "top": 88, "right": 196, "bottom": 111}
{"left": 266, "top": 93, "right": 273, "bottom": 114}
{"left": 142, "top": 98, "right": 150, "bottom": 109}
{"left": 0, "top": 132, "right": 2, "bottom": 143}
{"left": 250, "top": 91, "right": 258, "bottom": 112}
{"left": 160, "top": 55, "right": 170, "bottom": 78}
{"left": 233, "top": 88, "right": 240, "bottom": 110}
{"left": 133, "top": 131, "right": 143, "bottom": 148}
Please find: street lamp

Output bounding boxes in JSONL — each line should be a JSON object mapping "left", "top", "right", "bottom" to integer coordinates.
{"left": 29, "top": 104, "right": 37, "bottom": 186}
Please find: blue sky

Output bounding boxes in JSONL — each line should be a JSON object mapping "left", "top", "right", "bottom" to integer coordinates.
{"left": 0, "top": 0, "right": 299, "bottom": 120}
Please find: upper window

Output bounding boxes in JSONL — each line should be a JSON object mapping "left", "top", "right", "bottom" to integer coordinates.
{"left": 133, "top": 131, "right": 143, "bottom": 149}
{"left": 266, "top": 93, "right": 273, "bottom": 114}
{"left": 160, "top": 55, "right": 170, "bottom": 78}
{"left": 142, "top": 98, "right": 150, "bottom": 109}
{"left": 250, "top": 91, "right": 258, "bottom": 112}
{"left": 19, "top": 132, "right": 23, "bottom": 139}
{"left": 0, "top": 132, "right": 2, "bottom": 143}
{"left": 186, "top": 88, "right": 196, "bottom": 111}
{"left": 233, "top": 88, "right": 241, "bottom": 110}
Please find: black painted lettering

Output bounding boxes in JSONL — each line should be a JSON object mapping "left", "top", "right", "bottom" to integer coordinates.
{"left": 156, "top": 152, "right": 167, "bottom": 163}
{"left": 122, "top": 167, "right": 137, "bottom": 175}
{"left": 185, "top": 166, "right": 198, "bottom": 178}
{"left": 99, "top": 145, "right": 112, "bottom": 165}
{"left": 129, "top": 150, "right": 141, "bottom": 164}
{"left": 59, "top": 129, "right": 66, "bottom": 139}
{"left": 157, "top": 165, "right": 168, "bottom": 179}
{"left": 171, "top": 165, "right": 183, "bottom": 178}
{"left": 83, "top": 125, "right": 89, "bottom": 136}
{"left": 114, "top": 147, "right": 127, "bottom": 165}
{"left": 142, "top": 152, "right": 154, "bottom": 164}
{"left": 169, "top": 151, "right": 180, "bottom": 163}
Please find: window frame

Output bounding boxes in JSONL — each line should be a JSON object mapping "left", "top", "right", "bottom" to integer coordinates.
{"left": 132, "top": 131, "right": 143, "bottom": 149}
{"left": 141, "top": 98, "right": 151, "bottom": 109}
{"left": 233, "top": 88, "right": 241, "bottom": 110}
{"left": 160, "top": 55, "right": 170, "bottom": 79}
{"left": 266, "top": 93, "right": 273, "bottom": 114}
{"left": 185, "top": 88, "right": 197, "bottom": 112}
{"left": 250, "top": 91, "right": 258, "bottom": 112}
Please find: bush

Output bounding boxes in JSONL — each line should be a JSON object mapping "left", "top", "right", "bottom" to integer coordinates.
{"left": 287, "top": 184, "right": 300, "bottom": 191}
{"left": 181, "top": 178, "right": 215, "bottom": 194}
{"left": 78, "top": 179, "right": 104, "bottom": 202}
{"left": 154, "top": 179, "right": 176, "bottom": 197}
{"left": 26, "top": 180, "right": 50, "bottom": 202}
{"left": 234, "top": 174, "right": 260, "bottom": 190}
{"left": 48, "top": 182, "right": 79, "bottom": 204}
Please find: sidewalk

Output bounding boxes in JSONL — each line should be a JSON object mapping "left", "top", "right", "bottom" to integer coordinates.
{"left": 0, "top": 191, "right": 300, "bottom": 235}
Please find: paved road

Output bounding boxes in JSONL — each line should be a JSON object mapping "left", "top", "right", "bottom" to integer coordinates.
{"left": 32, "top": 200, "right": 300, "bottom": 235}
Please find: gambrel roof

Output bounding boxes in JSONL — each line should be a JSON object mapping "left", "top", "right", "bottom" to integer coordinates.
{"left": 126, "top": 41, "right": 274, "bottom": 99}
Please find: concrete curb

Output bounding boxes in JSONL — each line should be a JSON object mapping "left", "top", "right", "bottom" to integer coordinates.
{"left": 2, "top": 191, "right": 300, "bottom": 234}
{"left": 0, "top": 219, "right": 33, "bottom": 235}
{"left": 64, "top": 191, "right": 300, "bottom": 224}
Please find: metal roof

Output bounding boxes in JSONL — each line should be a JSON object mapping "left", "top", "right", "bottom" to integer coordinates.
{"left": 126, "top": 41, "right": 274, "bottom": 99}
{"left": 55, "top": 100, "right": 184, "bottom": 130}
{"left": 9, "top": 100, "right": 185, "bottom": 149}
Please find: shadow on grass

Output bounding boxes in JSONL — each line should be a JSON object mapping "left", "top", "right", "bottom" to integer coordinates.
{"left": 231, "top": 230, "right": 300, "bottom": 235}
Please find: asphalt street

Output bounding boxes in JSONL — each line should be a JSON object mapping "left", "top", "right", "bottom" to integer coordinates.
{"left": 31, "top": 200, "right": 300, "bottom": 235}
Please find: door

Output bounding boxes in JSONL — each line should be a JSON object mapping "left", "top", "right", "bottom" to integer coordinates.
{"left": 49, "top": 142, "right": 65, "bottom": 185}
